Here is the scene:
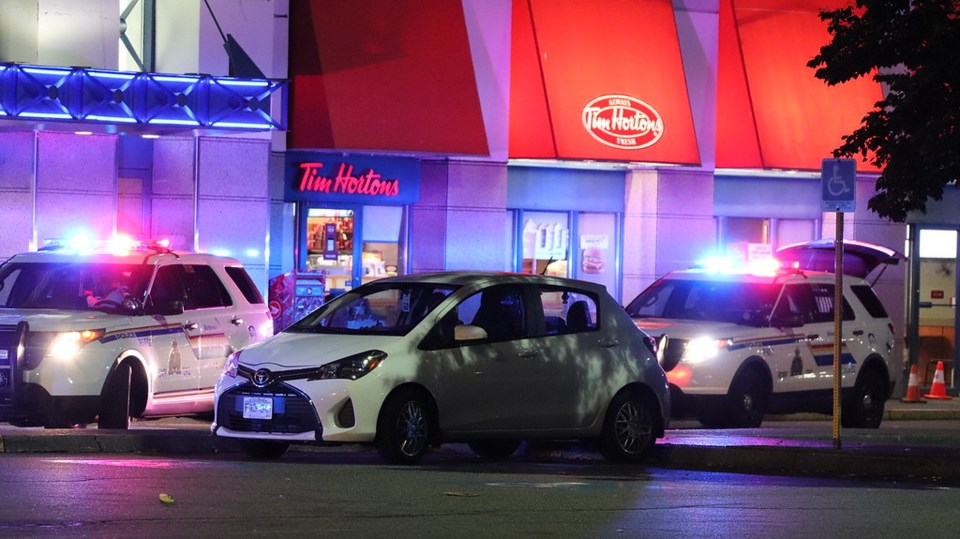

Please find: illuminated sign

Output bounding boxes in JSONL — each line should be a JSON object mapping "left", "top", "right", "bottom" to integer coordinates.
{"left": 582, "top": 95, "right": 664, "bottom": 150}
{"left": 284, "top": 153, "right": 420, "bottom": 205}
{"left": 298, "top": 162, "right": 400, "bottom": 197}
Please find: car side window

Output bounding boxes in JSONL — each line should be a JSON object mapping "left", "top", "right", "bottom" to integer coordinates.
{"left": 463, "top": 285, "right": 526, "bottom": 342}
{"left": 537, "top": 286, "right": 598, "bottom": 335}
{"left": 225, "top": 266, "right": 265, "bottom": 304}
{"left": 181, "top": 265, "right": 233, "bottom": 310}
{"left": 804, "top": 284, "right": 856, "bottom": 323}
{"left": 148, "top": 266, "right": 185, "bottom": 314}
{"left": 851, "top": 284, "right": 888, "bottom": 318}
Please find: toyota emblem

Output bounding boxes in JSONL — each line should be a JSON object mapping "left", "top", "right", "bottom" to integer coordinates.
{"left": 253, "top": 368, "right": 272, "bottom": 387}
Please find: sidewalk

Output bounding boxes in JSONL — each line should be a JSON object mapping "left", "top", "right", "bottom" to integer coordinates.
{"left": 1, "top": 396, "right": 959, "bottom": 485}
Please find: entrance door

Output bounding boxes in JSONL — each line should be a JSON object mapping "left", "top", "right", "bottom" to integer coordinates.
{"left": 305, "top": 207, "right": 359, "bottom": 294}
{"left": 913, "top": 227, "right": 958, "bottom": 388}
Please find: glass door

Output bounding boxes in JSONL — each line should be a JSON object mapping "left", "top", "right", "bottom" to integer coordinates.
{"left": 305, "top": 207, "right": 359, "bottom": 294}
{"left": 576, "top": 212, "right": 620, "bottom": 300}
{"left": 913, "top": 227, "right": 958, "bottom": 389}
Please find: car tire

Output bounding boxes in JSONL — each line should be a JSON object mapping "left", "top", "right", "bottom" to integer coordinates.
{"left": 242, "top": 440, "right": 290, "bottom": 459}
{"left": 468, "top": 440, "right": 520, "bottom": 460}
{"left": 98, "top": 362, "right": 132, "bottom": 430}
{"left": 842, "top": 369, "right": 885, "bottom": 429}
{"left": 700, "top": 369, "right": 767, "bottom": 428}
{"left": 599, "top": 390, "right": 656, "bottom": 463}
{"left": 375, "top": 388, "right": 432, "bottom": 465}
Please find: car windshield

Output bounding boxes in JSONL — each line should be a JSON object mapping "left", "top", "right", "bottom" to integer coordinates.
{"left": 0, "top": 261, "right": 152, "bottom": 312}
{"left": 288, "top": 282, "right": 460, "bottom": 336}
{"left": 625, "top": 278, "right": 782, "bottom": 326}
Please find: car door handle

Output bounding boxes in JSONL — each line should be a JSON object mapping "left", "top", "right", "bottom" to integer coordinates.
{"left": 852, "top": 329, "right": 864, "bottom": 336}
{"left": 807, "top": 334, "right": 819, "bottom": 340}
{"left": 231, "top": 316, "right": 244, "bottom": 326}
{"left": 183, "top": 321, "right": 199, "bottom": 331}
{"left": 518, "top": 350, "right": 540, "bottom": 359}
{"left": 599, "top": 339, "right": 619, "bottom": 349}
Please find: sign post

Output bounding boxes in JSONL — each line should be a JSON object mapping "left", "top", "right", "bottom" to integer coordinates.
{"left": 821, "top": 158, "right": 856, "bottom": 449}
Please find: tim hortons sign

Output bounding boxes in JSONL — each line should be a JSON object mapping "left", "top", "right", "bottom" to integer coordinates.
{"left": 582, "top": 95, "right": 664, "bottom": 150}
{"left": 296, "top": 162, "right": 400, "bottom": 197}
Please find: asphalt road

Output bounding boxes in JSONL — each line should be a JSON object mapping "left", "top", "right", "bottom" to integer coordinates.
{"left": 1, "top": 451, "right": 957, "bottom": 538}
{"left": 3, "top": 408, "right": 960, "bottom": 485}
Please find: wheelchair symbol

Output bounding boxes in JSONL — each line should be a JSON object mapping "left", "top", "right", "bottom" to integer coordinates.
{"left": 827, "top": 162, "right": 851, "bottom": 197}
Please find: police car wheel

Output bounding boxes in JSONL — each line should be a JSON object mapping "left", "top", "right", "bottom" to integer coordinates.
{"left": 99, "top": 363, "right": 132, "bottom": 429}
{"left": 841, "top": 369, "right": 885, "bottom": 429}
{"left": 726, "top": 370, "right": 767, "bottom": 428}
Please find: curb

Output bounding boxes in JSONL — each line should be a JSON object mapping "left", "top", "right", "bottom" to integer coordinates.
{"left": 650, "top": 443, "right": 960, "bottom": 483}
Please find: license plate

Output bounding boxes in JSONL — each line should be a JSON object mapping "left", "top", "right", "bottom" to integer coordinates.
{"left": 242, "top": 396, "right": 274, "bottom": 420}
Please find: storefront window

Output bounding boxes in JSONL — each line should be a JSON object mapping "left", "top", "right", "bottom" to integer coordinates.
{"left": 577, "top": 212, "right": 619, "bottom": 298}
{"left": 306, "top": 208, "right": 355, "bottom": 293}
{"left": 303, "top": 205, "right": 405, "bottom": 295}
{"left": 520, "top": 211, "right": 570, "bottom": 277}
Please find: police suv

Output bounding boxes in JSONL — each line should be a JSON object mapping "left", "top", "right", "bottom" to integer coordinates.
{"left": 0, "top": 239, "right": 272, "bottom": 428}
{"left": 626, "top": 241, "right": 900, "bottom": 428}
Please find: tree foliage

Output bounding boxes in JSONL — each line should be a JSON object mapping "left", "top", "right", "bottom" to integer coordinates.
{"left": 808, "top": 0, "right": 960, "bottom": 222}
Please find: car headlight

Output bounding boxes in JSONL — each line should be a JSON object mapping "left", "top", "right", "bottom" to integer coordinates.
{"left": 316, "top": 350, "right": 387, "bottom": 380}
{"left": 223, "top": 350, "right": 240, "bottom": 378}
{"left": 682, "top": 336, "right": 729, "bottom": 364}
{"left": 47, "top": 330, "right": 104, "bottom": 361}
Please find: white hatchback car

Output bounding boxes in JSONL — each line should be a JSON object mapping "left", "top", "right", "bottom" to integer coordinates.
{"left": 0, "top": 241, "right": 272, "bottom": 429}
{"left": 212, "top": 272, "right": 670, "bottom": 464}
{"left": 626, "top": 243, "right": 899, "bottom": 428}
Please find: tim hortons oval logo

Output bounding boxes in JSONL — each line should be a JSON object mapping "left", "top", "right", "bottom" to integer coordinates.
{"left": 582, "top": 95, "right": 664, "bottom": 150}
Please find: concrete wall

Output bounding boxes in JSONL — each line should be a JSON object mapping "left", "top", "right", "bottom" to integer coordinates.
{"left": 196, "top": 137, "right": 271, "bottom": 290}
{"left": 0, "top": 0, "right": 117, "bottom": 67}
{"left": 35, "top": 132, "right": 117, "bottom": 244}
{"left": 0, "top": 132, "right": 36, "bottom": 259}
{"left": 623, "top": 168, "right": 717, "bottom": 302}
{"left": 158, "top": 0, "right": 286, "bottom": 78}
{"left": 412, "top": 160, "right": 510, "bottom": 274}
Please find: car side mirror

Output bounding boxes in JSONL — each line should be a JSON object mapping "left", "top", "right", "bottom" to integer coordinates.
{"left": 454, "top": 324, "right": 487, "bottom": 341}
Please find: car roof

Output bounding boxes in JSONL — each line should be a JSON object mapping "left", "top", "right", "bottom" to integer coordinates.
{"left": 374, "top": 270, "right": 608, "bottom": 292}
{"left": 4, "top": 248, "right": 243, "bottom": 267}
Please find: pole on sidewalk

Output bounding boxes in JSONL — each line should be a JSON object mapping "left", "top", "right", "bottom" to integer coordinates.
{"left": 833, "top": 213, "right": 844, "bottom": 449}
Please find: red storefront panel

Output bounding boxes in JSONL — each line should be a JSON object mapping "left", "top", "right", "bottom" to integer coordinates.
{"left": 717, "top": 0, "right": 882, "bottom": 172}
{"left": 288, "top": 0, "right": 488, "bottom": 155}
{"left": 510, "top": 0, "right": 700, "bottom": 165}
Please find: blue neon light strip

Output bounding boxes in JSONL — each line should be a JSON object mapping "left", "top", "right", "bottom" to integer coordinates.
{"left": 0, "top": 63, "right": 286, "bottom": 131}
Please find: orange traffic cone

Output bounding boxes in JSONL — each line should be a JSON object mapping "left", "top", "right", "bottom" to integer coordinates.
{"left": 901, "top": 364, "right": 926, "bottom": 403}
{"left": 923, "top": 361, "right": 953, "bottom": 400}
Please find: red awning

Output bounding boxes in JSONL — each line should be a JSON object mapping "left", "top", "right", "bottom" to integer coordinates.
{"left": 717, "top": 0, "right": 882, "bottom": 172}
{"left": 510, "top": 0, "right": 700, "bottom": 165}
{"left": 288, "top": 0, "right": 488, "bottom": 155}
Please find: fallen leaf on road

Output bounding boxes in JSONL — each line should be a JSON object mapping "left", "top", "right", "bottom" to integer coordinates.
{"left": 159, "top": 493, "right": 176, "bottom": 505}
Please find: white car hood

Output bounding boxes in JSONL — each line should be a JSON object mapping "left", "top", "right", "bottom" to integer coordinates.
{"left": 236, "top": 331, "right": 406, "bottom": 369}
{"left": 0, "top": 309, "right": 133, "bottom": 332}
{"left": 632, "top": 317, "right": 771, "bottom": 340}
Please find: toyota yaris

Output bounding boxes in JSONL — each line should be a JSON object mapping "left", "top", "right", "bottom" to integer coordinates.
{"left": 213, "top": 272, "right": 669, "bottom": 464}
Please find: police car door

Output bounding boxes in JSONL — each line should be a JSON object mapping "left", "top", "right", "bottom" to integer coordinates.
{"left": 178, "top": 264, "right": 237, "bottom": 392}
{"left": 145, "top": 264, "right": 201, "bottom": 394}
{"left": 771, "top": 283, "right": 841, "bottom": 394}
